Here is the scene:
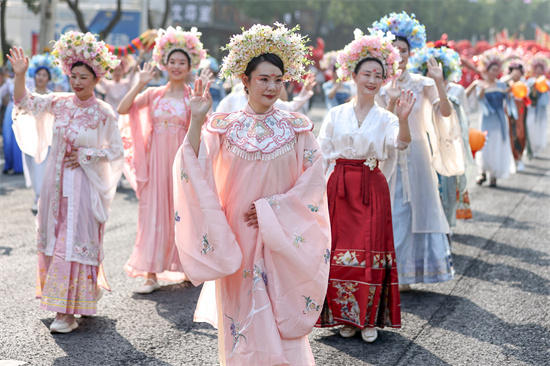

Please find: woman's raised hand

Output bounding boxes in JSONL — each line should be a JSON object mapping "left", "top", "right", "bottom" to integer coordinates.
{"left": 188, "top": 78, "right": 212, "bottom": 121}
{"left": 6, "top": 47, "right": 29, "bottom": 76}
{"left": 386, "top": 79, "right": 401, "bottom": 102}
{"left": 304, "top": 72, "right": 317, "bottom": 92}
{"left": 395, "top": 89, "right": 416, "bottom": 122}
{"left": 137, "top": 62, "right": 156, "bottom": 85}
{"left": 426, "top": 57, "right": 444, "bottom": 83}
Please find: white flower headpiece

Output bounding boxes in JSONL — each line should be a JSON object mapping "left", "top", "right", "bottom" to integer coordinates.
{"left": 219, "top": 22, "right": 312, "bottom": 82}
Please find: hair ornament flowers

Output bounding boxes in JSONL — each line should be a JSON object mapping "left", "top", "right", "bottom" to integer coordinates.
{"left": 478, "top": 47, "right": 504, "bottom": 72}
{"left": 370, "top": 11, "right": 426, "bottom": 50}
{"left": 219, "top": 22, "right": 312, "bottom": 82}
{"left": 319, "top": 51, "right": 338, "bottom": 71}
{"left": 152, "top": 26, "right": 206, "bottom": 71}
{"left": 51, "top": 31, "right": 120, "bottom": 78}
{"left": 528, "top": 52, "right": 550, "bottom": 74}
{"left": 336, "top": 29, "right": 401, "bottom": 84}
{"left": 27, "top": 53, "right": 64, "bottom": 85}
{"left": 502, "top": 47, "right": 527, "bottom": 73}
{"left": 408, "top": 46, "right": 462, "bottom": 82}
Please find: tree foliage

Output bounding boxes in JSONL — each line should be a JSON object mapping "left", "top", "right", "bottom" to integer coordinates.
{"left": 229, "top": 0, "right": 549, "bottom": 51}
{"left": 66, "top": 0, "right": 123, "bottom": 40}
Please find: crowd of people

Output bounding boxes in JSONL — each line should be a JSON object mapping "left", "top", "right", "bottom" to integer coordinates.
{"left": 1, "top": 9, "right": 549, "bottom": 365}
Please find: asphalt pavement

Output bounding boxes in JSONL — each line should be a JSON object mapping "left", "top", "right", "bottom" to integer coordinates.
{"left": 1, "top": 99, "right": 549, "bottom": 365}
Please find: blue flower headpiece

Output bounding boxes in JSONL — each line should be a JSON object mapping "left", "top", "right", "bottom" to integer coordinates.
{"left": 27, "top": 53, "right": 63, "bottom": 85}
{"left": 408, "top": 46, "right": 462, "bottom": 83}
{"left": 370, "top": 11, "right": 426, "bottom": 50}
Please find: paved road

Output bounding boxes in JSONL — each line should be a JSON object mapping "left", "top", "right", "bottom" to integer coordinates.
{"left": 1, "top": 101, "right": 549, "bottom": 365}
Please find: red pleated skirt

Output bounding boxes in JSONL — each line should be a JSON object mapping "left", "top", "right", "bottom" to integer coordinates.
{"left": 316, "top": 159, "right": 401, "bottom": 329}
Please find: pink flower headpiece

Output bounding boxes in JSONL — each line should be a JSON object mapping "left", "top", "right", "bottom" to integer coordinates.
{"left": 152, "top": 26, "right": 206, "bottom": 71}
{"left": 51, "top": 31, "right": 120, "bottom": 78}
{"left": 336, "top": 29, "right": 401, "bottom": 84}
{"left": 220, "top": 22, "right": 312, "bottom": 82}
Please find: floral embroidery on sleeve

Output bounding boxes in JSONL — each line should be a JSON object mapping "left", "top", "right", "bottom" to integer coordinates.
{"left": 293, "top": 233, "right": 305, "bottom": 247}
{"left": 180, "top": 169, "right": 189, "bottom": 183}
{"left": 200, "top": 234, "right": 214, "bottom": 254}
{"left": 73, "top": 240, "right": 99, "bottom": 260}
{"left": 175, "top": 211, "right": 181, "bottom": 222}
{"left": 324, "top": 249, "right": 330, "bottom": 264}
{"left": 303, "top": 148, "right": 317, "bottom": 166}
{"left": 308, "top": 203, "right": 319, "bottom": 212}
{"left": 252, "top": 264, "right": 268, "bottom": 289}
{"left": 265, "top": 196, "right": 280, "bottom": 209}
{"left": 78, "top": 148, "right": 106, "bottom": 165}
{"left": 302, "top": 295, "right": 322, "bottom": 314}
{"left": 242, "top": 269, "right": 251, "bottom": 278}
{"left": 225, "top": 312, "right": 247, "bottom": 357}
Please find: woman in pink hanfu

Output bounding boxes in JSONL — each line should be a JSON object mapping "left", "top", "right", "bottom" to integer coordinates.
{"left": 7, "top": 32, "right": 123, "bottom": 334}
{"left": 118, "top": 27, "right": 206, "bottom": 293}
{"left": 173, "top": 24, "right": 331, "bottom": 365}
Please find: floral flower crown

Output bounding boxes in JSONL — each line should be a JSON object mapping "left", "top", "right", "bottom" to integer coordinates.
{"left": 370, "top": 11, "right": 426, "bottom": 50}
{"left": 27, "top": 53, "right": 64, "bottom": 85}
{"left": 408, "top": 46, "right": 462, "bottom": 83}
{"left": 51, "top": 31, "right": 120, "bottom": 78}
{"left": 219, "top": 22, "right": 312, "bottom": 82}
{"left": 529, "top": 52, "right": 550, "bottom": 73}
{"left": 478, "top": 48, "right": 504, "bottom": 72}
{"left": 152, "top": 26, "right": 206, "bottom": 71}
{"left": 502, "top": 47, "right": 526, "bottom": 73}
{"left": 336, "top": 29, "right": 401, "bottom": 84}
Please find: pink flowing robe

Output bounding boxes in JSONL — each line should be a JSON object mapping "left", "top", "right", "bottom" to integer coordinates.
{"left": 121, "top": 85, "right": 188, "bottom": 280}
{"left": 173, "top": 105, "right": 331, "bottom": 365}
{"left": 13, "top": 90, "right": 124, "bottom": 314}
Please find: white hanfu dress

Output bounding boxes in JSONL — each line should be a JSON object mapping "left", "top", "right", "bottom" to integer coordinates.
{"left": 377, "top": 70, "right": 465, "bottom": 284}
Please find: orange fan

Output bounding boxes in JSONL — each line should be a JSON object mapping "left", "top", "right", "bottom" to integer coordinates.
{"left": 535, "top": 76, "right": 549, "bottom": 93}
{"left": 469, "top": 128, "right": 487, "bottom": 158}
{"left": 511, "top": 81, "right": 528, "bottom": 99}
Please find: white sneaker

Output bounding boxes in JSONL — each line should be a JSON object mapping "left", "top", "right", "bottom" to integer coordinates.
{"left": 50, "top": 314, "right": 78, "bottom": 333}
{"left": 339, "top": 324, "right": 357, "bottom": 338}
{"left": 134, "top": 279, "right": 160, "bottom": 294}
{"left": 361, "top": 327, "right": 378, "bottom": 343}
{"left": 517, "top": 161, "right": 525, "bottom": 171}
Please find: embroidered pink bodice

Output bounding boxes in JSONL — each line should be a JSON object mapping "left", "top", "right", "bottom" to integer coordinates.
{"left": 207, "top": 104, "right": 313, "bottom": 161}
{"left": 152, "top": 96, "right": 190, "bottom": 133}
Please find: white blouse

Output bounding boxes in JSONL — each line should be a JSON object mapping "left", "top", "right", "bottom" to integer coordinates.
{"left": 317, "top": 101, "right": 409, "bottom": 172}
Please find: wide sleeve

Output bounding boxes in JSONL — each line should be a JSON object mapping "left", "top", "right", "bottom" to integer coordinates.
{"left": 172, "top": 131, "right": 243, "bottom": 286}
{"left": 254, "top": 131, "right": 331, "bottom": 339}
{"left": 421, "top": 80, "right": 465, "bottom": 176}
{"left": 12, "top": 89, "right": 55, "bottom": 163}
{"left": 77, "top": 111, "right": 124, "bottom": 223}
{"left": 119, "top": 88, "right": 155, "bottom": 197}
{"left": 316, "top": 108, "right": 336, "bottom": 173}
